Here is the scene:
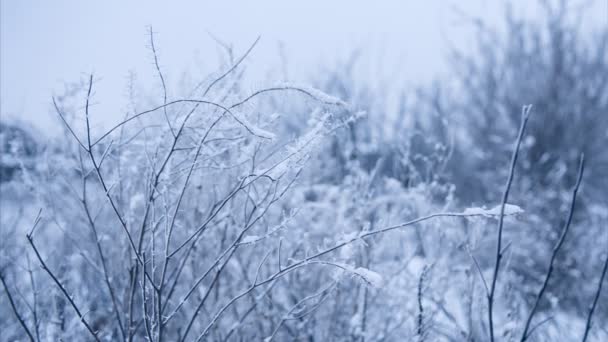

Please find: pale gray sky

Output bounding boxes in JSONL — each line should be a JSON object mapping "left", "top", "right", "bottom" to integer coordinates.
{"left": 1, "top": 1, "right": 605, "bottom": 132}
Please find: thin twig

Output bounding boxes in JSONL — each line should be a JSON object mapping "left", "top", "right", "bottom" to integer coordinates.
{"left": 201, "top": 36, "right": 260, "bottom": 98}
{"left": 520, "top": 154, "right": 585, "bottom": 341}
{"left": 148, "top": 26, "right": 174, "bottom": 137}
{"left": 27, "top": 233, "right": 101, "bottom": 341}
{"left": 141, "top": 253, "right": 154, "bottom": 342}
{"left": 53, "top": 97, "right": 87, "bottom": 151}
{"left": 81, "top": 75, "right": 157, "bottom": 290}
{"left": 582, "top": 249, "right": 608, "bottom": 342}
{"left": 417, "top": 265, "right": 430, "bottom": 341}
{"left": 488, "top": 104, "right": 532, "bottom": 342}
{"left": 25, "top": 255, "right": 41, "bottom": 341}
{"left": 0, "top": 271, "right": 36, "bottom": 342}
{"left": 266, "top": 281, "right": 337, "bottom": 342}
{"left": 90, "top": 83, "right": 347, "bottom": 147}
{"left": 526, "top": 316, "right": 554, "bottom": 340}
{"left": 80, "top": 153, "right": 127, "bottom": 340}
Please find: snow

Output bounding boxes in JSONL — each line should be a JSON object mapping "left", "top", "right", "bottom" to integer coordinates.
{"left": 259, "top": 111, "right": 332, "bottom": 179}
{"left": 352, "top": 267, "right": 383, "bottom": 288}
{"left": 352, "top": 267, "right": 384, "bottom": 288}
{"left": 274, "top": 82, "right": 349, "bottom": 107}
{"left": 229, "top": 110, "right": 276, "bottom": 140}
{"left": 240, "top": 235, "right": 260, "bottom": 244}
{"left": 129, "top": 193, "right": 144, "bottom": 211}
{"left": 407, "top": 256, "right": 427, "bottom": 276}
{"left": 462, "top": 204, "right": 524, "bottom": 217}
{"left": 329, "top": 262, "right": 384, "bottom": 288}
{"left": 337, "top": 231, "right": 360, "bottom": 244}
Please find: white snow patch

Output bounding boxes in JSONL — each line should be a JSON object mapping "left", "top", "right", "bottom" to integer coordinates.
{"left": 407, "top": 256, "right": 427, "bottom": 276}
{"left": 352, "top": 267, "right": 383, "bottom": 288}
{"left": 337, "top": 231, "right": 360, "bottom": 244}
{"left": 462, "top": 204, "right": 524, "bottom": 217}
{"left": 274, "top": 82, "right": 348, "bottom": 107}
{"left": 129, "top": 193, "right": 144, "bottom": 211}
{"left": 229, "top": 111, "right": 276, "bottom": 140}
{"left": 240, "top": 235, "right": 260, "bottom": 244}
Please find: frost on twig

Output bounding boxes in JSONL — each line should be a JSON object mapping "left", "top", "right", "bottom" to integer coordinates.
{"left": 351, "top": 267, "right": 384, "bottom": 288}
{"left": 272, "top": 83, "right": 350, "bottom": 108}
{"left": 227, "top": 109, "right": 276, "bottom": 140}
{"left": 462, "top": 204, "right": 524, "bottom": 217}
{"left": 329, "top": 262, "right": 383, "bottom": 288}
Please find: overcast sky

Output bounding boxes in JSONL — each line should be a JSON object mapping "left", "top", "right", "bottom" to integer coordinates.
{"left": 1, "top": 1, "right": 605, "bottom": 133}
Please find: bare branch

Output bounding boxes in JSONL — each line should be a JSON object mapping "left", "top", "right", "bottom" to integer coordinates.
{"left": 27, "top": 232, "right": 101, "bottom": 341}
{"left": 582, "top": 249, "right": 608, "bottom": 342}
{"left": 80, "top": 154, "right": 126, "bottom": 340}
{"left": 148, "top": 26, "right": 175, "bottom": 137}
{"left": 417, "top": 265, "right": 430, "bottom": 341}
{"left": 266, "top": 281, "right": 337, "bottom": 342}
{"left": 201, "top": 35, "right": 261, "bottom": 98}
{"left": 91, "top": 98, "right": 270, "bottom": 147}
{"left": 466, "top": 246, "right": 490, "bottom": 298}
{"left": 521, "top": 154, "right": 585, "bottom": 341}
{"left": 488, "top": 104, "right": 532, "bottom": 342}
{"left": 53, "top": 97, "right": 88, "bottom": 151}
{"left": 0, "top": 271, "right": 35, "bottom": 342}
